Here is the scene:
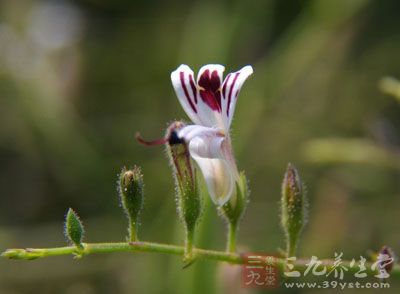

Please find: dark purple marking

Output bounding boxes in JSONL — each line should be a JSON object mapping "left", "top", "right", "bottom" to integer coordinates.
{"left": 198, "top": 69, "right": 222, "bottom": 112}
{"left": 222, "top": 74, "right": 231, "bottom": 99}
{"left": 189, "top": 74, "right": 197, "bottom": 103}
{"left": 226, "top": 72, "right": 240, "bottom": 116}
{"left": 180, "top": 72, "right": 197, "bottom": 113}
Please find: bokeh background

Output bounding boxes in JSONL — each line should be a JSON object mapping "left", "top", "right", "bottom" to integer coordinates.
{"left": 1, "top": 0, "right": 400, "bottom": 293}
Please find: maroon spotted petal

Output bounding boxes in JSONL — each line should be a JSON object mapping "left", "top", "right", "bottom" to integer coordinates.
{"left": 198, "top": 69, "right": 222, "bottom": 112}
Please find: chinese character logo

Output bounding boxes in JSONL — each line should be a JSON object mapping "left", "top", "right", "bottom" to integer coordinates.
{"left": 242, "top": 253, "right": 279, "bottom": 289}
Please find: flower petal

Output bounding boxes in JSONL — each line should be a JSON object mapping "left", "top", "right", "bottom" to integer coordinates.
{"left": 188, "top": 133, "right": 225, "bottom": 159}
{"left": 178, "top": 125, "right": 223, "bottom": 143}
{"left": 221, "top": 65, "right": 253, "bottom": 126}
{"left": 171, "top": 65, "right": 202, "bottom": 125}
{"left": 189, "top": 136, "right": 235, "bottom": 205}
{"left": 195, "top": 64, "right": 227, "bottom": 129}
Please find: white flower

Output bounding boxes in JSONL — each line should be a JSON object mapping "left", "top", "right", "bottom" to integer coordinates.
{"left": 171, "top": 64, "right": 253, "bottom": 205}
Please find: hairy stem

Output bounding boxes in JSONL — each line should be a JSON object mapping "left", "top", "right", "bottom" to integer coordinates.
{"left": 2, "top": 242, "right": 240, "bottom": 263}
{"left": 2, "top": 242, "right": 400, "bottom": 279}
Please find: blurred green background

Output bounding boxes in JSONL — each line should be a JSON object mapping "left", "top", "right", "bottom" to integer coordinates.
{"left": 1, "top": 0, "right": 399, "bottom": 293}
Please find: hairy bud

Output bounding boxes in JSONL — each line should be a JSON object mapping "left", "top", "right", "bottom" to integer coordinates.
{"left": 65, "top": 208, "right": 85, "bottom": 249}
{"left": 166, "top": 121, "right": 202, "bottom": 263}
{"left": 118, "top": 166, "right": 144, "bottom": 242}
{"left": 281, "top": 163, "right": 307, "bottom": 257}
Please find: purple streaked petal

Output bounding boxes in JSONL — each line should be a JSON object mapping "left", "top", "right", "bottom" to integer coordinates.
{"left": 189, "top": 74, "right": 198, "bottom": 103}
{"left": 180, "top": 71, "right": 197, "bottom": 113}
{"left": 221, "top": 65, "right": 253, "bottom": 127}
{"left": 226, "top": 72, "right": 240, "bottom": 117}
{"left": 194, "top": 64, "right": 227, "bottom": 129}
{"left": 171, "top": 65, "right": 202, "bottom": 125}
{"left": 221, "top": 73, "right": 231, "bottom": 99}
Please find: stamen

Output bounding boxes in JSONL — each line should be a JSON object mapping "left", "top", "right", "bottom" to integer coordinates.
{"left": 135, "top": 132, "right": 168, "bottom": 146}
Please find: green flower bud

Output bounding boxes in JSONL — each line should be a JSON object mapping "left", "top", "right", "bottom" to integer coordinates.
{"left": 118, "top": 166, "right": 144, "bottom": 242}
{"left": 219, "top": 172, "right": 249, "bottom": 252}
{"left": 166, "top": 121, "right": 201, "bottom": 262}
{"left": 65, "top": 208, "right": 85, "bottom": 249}
{"left": 281, "top": 163, "right": 307, "bottom": 257}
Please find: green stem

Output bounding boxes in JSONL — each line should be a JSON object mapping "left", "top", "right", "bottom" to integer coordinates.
{"left": 1, "top": 242, "right": 240, "bottom": 263}
{"left": 128, "top": 219, "right": 138, "bottom": 242}
{"left": 227, "top": 222, "right": 237, "bottom": 252}
{"left": 286, "top": 235, "right": 298, "bottom": 257}
{"left": 2, "top": 242, "right": 400, "bottom": 279}
{"left": 185, "top": 229, "right": 194, "bottom": 257}
{"left": 182, "top": 229, "right": 195, "bottom": 266}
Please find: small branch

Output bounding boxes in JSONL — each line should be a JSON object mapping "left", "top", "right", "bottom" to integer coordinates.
{"left": 2, "top": 241, "right": 399, "bottom": 279}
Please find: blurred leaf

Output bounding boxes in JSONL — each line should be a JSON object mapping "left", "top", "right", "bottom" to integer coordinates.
{"left": 380, "top": 76, "right": 400, "bottom": 102}
{"left": 302, "top": 138, "right": 400, "bottom": 169}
